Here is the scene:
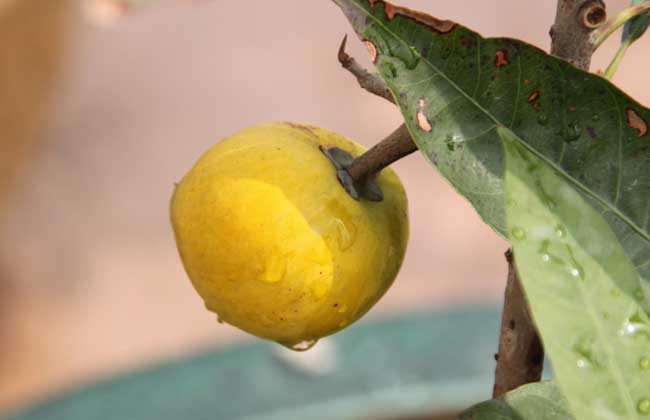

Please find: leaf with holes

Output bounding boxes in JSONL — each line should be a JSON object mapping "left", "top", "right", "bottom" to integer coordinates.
{"left": 503, "top": 127, "right": 650, "bottom": 419}
{"left": 333, "top": 0, "right": 650, "bottom": 301}
{"left": 460, "top": 381, "right": 573, "bottom": 420}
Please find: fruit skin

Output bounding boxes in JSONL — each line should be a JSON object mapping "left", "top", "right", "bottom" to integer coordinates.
{"left": 170, "top": 122, "right": 408, "bottom": 348}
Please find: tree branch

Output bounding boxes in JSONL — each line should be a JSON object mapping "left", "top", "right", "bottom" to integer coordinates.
{"left": 549, "top": 0, "right": 606, "bottom": 69}
{"left": 492, "top": 251, "right": 544, "bottom": 397}
{"left": 338, "top": 35, "right": 395, "bottom": 104}
{"left": 493, "top": 0, "right": 605, "bottom": 398}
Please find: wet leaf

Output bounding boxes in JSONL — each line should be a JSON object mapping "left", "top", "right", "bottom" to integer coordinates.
{"left": 503, "top": 128, "right": 650, "bottom": 420}
{"left": 333, "top": 0, "right": 650, "bottom": 303}
{"left": 460, "top": 381, "right": 573, "bottom": 420}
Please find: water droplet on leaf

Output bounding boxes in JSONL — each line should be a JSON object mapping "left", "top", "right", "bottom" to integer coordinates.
{"left": 537, "top": 114, "right": 549, "bottom": 125}
{"left": 619, "top": 310, "right": 650, "bottom": 338}
{"left": 511, "top": 227, "right": 526, "bottom": 240}
{"left": 638, "top": 399, "right": 650, "bottom": 414}
{"left": 381, "top": 61, "right": 397, "bottom": 79}
{"left": 573, "top": 335, "right": 598, "bottom": 368}
{"left": 636, "top": 287, "right": 645, "bottom": 301}
{"left": 569, "top": 266, "right": 584, "bottom": 280}
{"left": 640, "top": 356, "right": 650, "bottom": 370}
{"left": 564, "top": 121, "right": 582, "bottom": 142}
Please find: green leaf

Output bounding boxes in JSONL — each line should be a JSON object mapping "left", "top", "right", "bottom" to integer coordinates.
{"left": 623, "top": 0, "right": 650, "bottom": 44}
{"left": 460, "top": 381, "right": 573, "bottom": 420}
{"left": 333, "top": 1, "right": 650, "bottom": 300}
{"left": 503, "top": 127, "right": 650, "bottom": 420}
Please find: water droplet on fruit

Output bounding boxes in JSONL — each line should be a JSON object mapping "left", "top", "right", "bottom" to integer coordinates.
{"left": 332, "top": 218, "right": 356, "bottom": 251}
{"left": 511, "top": 226, "right": 526, "bottom": 240}
{"left": 287, "top": 339, "right": 318, "bottom": 352}
{"left": 638, "top": 399, "right": 650, "bottom": 414}
{"left": 338, "top": 320, "right": 348, "bottom": 328}
{"left": 311, "top": 280, "right": 329, "bottom": 300}
{"left": 260, "top": 255, "right": 287, "bottom": 283}
{"left": 541, "top": 253, "right": 550, "bottom": 262}
{"left": 555, "top": 225, "right": 566, "bottom": 238}
{"left": 576, "top": 358, "right": 590, "bottom": 369}
{"left": 639, "top": 356, "right": 650, "bottom": 370}
{"left": 337, "top": 304, "right": 348, "bottom": 314}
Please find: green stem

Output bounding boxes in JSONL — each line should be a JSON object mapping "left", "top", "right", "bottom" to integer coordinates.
{"left": 591, "top": 3, "right": 650, "bottom": 50}
{"left": 603, "top": 39, "right": 632, "bottom": 79}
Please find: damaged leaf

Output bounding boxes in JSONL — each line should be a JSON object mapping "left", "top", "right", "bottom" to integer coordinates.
{"left": 333, "top": 0, "right": 650, "bottom": 300}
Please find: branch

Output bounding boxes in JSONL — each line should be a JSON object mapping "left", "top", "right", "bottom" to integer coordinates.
{"left": 338, "top": 35, "right": 395, "bottom": 104}
{"left": 591, "top": 2, "right": 650, "bottom": 50}
{"left": 492, "top": 251, "right": 544, "bottom": 397}
{"left": 549, "top": 0, "right": 607, "bottom": 69}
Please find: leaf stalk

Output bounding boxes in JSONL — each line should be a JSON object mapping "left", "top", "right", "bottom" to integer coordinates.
{"left": 591, "top": 2, "right": 650, "bottom": 50}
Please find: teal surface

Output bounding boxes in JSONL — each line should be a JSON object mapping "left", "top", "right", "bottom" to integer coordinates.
{"left": 2, "top": 305, "right": 501, "bottom": 420}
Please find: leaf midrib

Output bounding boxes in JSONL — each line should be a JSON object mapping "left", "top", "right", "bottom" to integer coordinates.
{"left": 350, "top": 0, "right": 650, "bottom": 246}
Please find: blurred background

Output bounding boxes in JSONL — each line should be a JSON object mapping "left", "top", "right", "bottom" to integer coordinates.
{"left": 0, "top": 0, "right": 648, "bottom": 416}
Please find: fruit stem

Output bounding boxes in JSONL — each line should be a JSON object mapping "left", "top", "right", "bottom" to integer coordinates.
{"left": 347, "top": 124, "right": 416, "bottom": 182}
{"left": 336, "top": 35, "right": 418, "bottom": 192}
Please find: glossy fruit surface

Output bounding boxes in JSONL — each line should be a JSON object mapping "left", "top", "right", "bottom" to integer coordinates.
{"left": 171, "top": 122, "right": 408, "bottom": 349}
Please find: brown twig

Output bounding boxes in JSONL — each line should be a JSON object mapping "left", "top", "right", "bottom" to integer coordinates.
{"left": 493, "top": 0, "right": 605, "bottom": 398}
{"left": 338, "top": 35, "right": 395, "bottom": 104}
{"left": 492, "top": 251, "right": 544, "bottom": 397}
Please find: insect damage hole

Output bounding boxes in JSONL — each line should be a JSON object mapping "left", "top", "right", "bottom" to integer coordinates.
{"left": 626, "top": 108, "right": 648, "bottom": 138}
{"left": 416, "top": 98, "right": 433, "bottom": 132}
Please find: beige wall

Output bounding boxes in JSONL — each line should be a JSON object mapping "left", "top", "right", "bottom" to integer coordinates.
{"left": 0, "top": 0, "right": 645, "bottom": 413}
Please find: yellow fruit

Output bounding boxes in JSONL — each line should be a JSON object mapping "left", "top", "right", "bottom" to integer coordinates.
{"left": 170, "top": 122, "right": 408, "bottom": 349}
